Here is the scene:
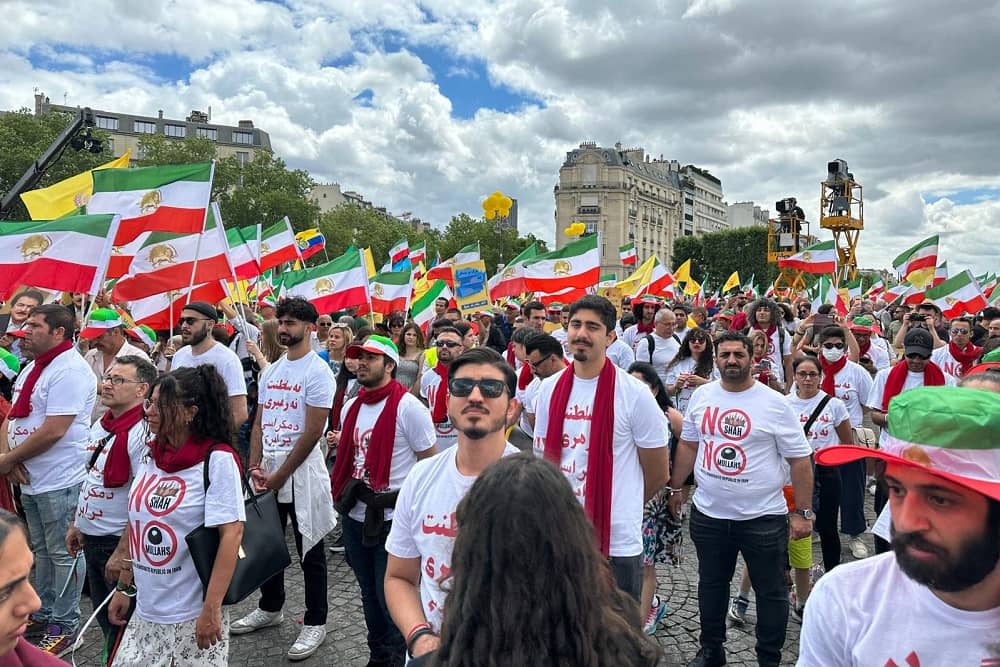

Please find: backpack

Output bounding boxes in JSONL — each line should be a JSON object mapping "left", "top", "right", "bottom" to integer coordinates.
{"left": 644, "top": 333, "right": 681, "bottom": 361}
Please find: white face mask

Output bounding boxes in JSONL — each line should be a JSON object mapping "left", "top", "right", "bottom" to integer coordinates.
{"left": 821, "top": 347, "right": 845, "bottom": 363}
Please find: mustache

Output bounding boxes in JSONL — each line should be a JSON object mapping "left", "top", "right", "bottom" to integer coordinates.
{"left": 571, "top": 339, "right": 590, "bottom": 346}
{"left": 462, "top": 403, "right": 488, "bottom": 414}
{"left": 893, "top": 530, "right": 947, "bottom": 558}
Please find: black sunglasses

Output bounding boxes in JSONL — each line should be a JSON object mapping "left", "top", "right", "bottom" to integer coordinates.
{"left": 527, "top": 353, "right": 554, "bottom": 368}
{"left": 177, "top": 316, "right": 211, "bottom": 326}
{"left": 822, "top": 342, "right": 845, "bottom": 350}
{"left": 436, "top": 340, "right": 461, "bottom": 348}
{"left": 448, "top": 378, "right": 507, "bottom": 398}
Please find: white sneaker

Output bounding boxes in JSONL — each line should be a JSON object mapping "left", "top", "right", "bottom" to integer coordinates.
{"left": 287, "top": 625, "right": 327, "bottom": 661}
{"left": 230, "top": 608, "right": 283, "bottom": 635}
{"left": 849, "top": 535, "right": 870, "bottom": 559}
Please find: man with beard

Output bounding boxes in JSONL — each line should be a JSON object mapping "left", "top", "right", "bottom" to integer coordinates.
{"left": 621, "top": 296, "right": 660, "bottom": 350}
{"left": 420, "top": 327, "right": 466, "bottom": 450}
{"left": 234, "top": 298, "right": 337, "bottom": 660}
{"left": 931, "top": 316, "right": 982, "bottom": 378}
{"left": 668, "top": 331, "right": 814, "bottom": 667}
{"left": 384, "top": 348, "right": 521, "bottom": 661}
{"left": 1, "top": 289, "right": 44, "bottom": 362}
{"left": 169, "top": 301, "right": 248, "bottom": 426}
{"left": 533, "top": 295, "right": 669, "bottom": 599}
{"left": 801, "top": 386, "right": 1000, "bottom": 665}
{"left": 333, "top": 335, "right": 437, "bottom": 666}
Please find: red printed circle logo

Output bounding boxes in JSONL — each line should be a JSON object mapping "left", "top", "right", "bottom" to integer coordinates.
{"left": 144, "top": 476, "right": 186, "bottom": 517}
{"left": 718, "top": 409, "right": 751, "bottom": 441}
{"left": 141, "top": 520, "right": 178, "bottom": 567}
{"left": 713, "top": 444, "right": 748, "bottom": 476}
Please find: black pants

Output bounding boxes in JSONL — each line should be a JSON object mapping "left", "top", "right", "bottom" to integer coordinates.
{"left": 873, "top": 483, "right": 891, "bottom": 555}
{"left": 258, "top": 501, "right": 328, "bottom": 626}
{"left": 341, "top": 515, "right": 404, "bottom": 666}
{"left": 815, "top": 464, "right": 842, "bottom": 571}
{"left": 82, "top": 533, "right": 131, "bottom": 665}
{"left": 689, "top": 506, "right": 789, "bottom": 667}
{"left": 609, "top": 555, "right": 643, "bottom": 602}
{"left": 838, "top": 459, "right": 867, "bottom": 536}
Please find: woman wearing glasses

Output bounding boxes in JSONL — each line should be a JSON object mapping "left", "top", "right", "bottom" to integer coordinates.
{"left": 664, "top": 329, "right": 720, "bottom": 414}
{"left": 108, "top": 366, "right": 245, "bottom": 667}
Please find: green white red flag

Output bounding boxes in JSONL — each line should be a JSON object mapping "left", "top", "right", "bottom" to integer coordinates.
{"left": 408, "top": 243, "right": 426, "bottom": 266}
{"left": 842, "top": 276, "right": 863, "bottom": 301}
{"left": 636, "top": 258, "right": 676, "bottom": 299}
{"left": 259, "top": 217, "right": 301, "bottom": 271}
{"left": 111, "top": 202, "right": 233, "bottom": 303}
{"left": 412, "top": 280, "right": 453, "bottom": 333}
{"left": 924, "top": 270, "right": 987, "bottom": 318}
{"left": 892, "top": 235, "right": 938, "bottom": 287}
{"left": 129, "top": 282, "right": 227, "bottom": 330}
{"left": 865, "top": 279, "right": 885, "bottom": 299}
{"left": 370, "top": 267, "right": 413, "bottom": 315}
{"left": 779, "top": 240, "right": 837, "bottom": 274}
{"left": 812, "top": 275, "right": 848, "bottom": 315}
{"left": 0, "top": 214, "right": 120, "bottom": 300}
{"left": 488, "top": 242, "right": 540, "bottom": 299}
{"left": 281, "top": 248, "right": 370, "bottom": 313}
{"left": 88, "top": 162, "right": 213, "bottom": 245}
{"left": 619, "top": 242, "right": 637, "bottom": 266}
{"left": 932, "top": 262, "right": 949, "bottom": 287}
{"left": 226, "top": 224, "right": 261, "bottom": 280}
{"left": 523, "top": 234, "right": 600, "bottom": 293}
{"left": 598, "top": 274, "right": 617, "bottom": 288}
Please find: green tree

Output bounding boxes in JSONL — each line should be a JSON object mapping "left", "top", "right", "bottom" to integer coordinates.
{"left": 317, "top": 206, "right": 420, "bottom": 266}
{"left": 672, "top": 226, "right": 775, "bottom": 293}
{"left": 135, "top": 134, "right": 239, "bottom": 200}
{"left": 215, "top": 152, "right": 318, "bottom": 233}
{"left": 0, "top": 109, "right": 113, "bottom": 219}
{"left": 438, "top": 213, "right": 546, "bottom": 271}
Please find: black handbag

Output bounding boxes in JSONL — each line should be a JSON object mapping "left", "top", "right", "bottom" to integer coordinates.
{"left": 185, "top": 449, "right": 292, "bottom": 606}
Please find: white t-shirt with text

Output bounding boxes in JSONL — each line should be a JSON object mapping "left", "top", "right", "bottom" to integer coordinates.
{"left": 930, "top": 344, "right": 971, "bottom": 378}
{"left": 76, "top": 418, "right": 150, "bottom": 536}
{"left": 752, "top": 326, "right": 792, "bottom": 384}
{"left": 665, "top": 358, "right": 720, "bottom": 415}
{"left": 785, "top": 392, "right": 851, "bottom": 452}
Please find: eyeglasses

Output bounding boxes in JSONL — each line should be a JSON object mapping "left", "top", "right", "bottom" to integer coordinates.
{"left": 436, "top": 340, "right": 461, "bottom": 348}
{"left": 950, "top": 328, "right": 970, "bottom": 335}
{"left": 317, "top": 322, "right": 332, "bottom": 327}
{"left": 448, "top": 378, "right": 507, "bottom": 398}
{"left": 689, "top": 338, "right": 708, "bottom": 345}
{"left": 822, "top": 343, "right": 845, "bottom": 350}
{"left": 177, "top": 316, "right": 211, "bottom": 327}
{"left": 142, "top": 398, "right": 158, "bottom": 412}
{"left": 527, "top": 353, "right": 554, "bottom": 368}
{"left": 101, "top": 375, "right": 146, "bottom": 386}
{"left": 795, "top": 371, "right": 820, "bottom": 379}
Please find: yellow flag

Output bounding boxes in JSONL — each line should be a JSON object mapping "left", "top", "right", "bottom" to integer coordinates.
{"left": 412, "top": 273, "right": 430, "bottom": 301}
{"left": 21, "top": 150, "right": 131, "bottom": 220}
{"left": 673, "top": 259, "right": 692, "bottom": 284}
{"left": 684, "top": 278, "right": 701, "bottom": 296}
{"left": 615, "top": 256, "right": 656, "bottom": 295}
{"left": 722, "top": 271, "right": 741, "bottom": 293}
{"left": 362, "top": 248, "right": 377, "bottom": 278}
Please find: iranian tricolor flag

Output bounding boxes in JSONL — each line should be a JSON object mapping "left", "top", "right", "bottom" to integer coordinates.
{"left": 412, "top": 280, "right": 453, "bottom": 333}
{"left": 260, "top": 218, "right": 301, "bottom": 271}
{"left": 0, "top": 214, "right": 120, "bottom": 300}
{"left": 924, "top": 271, "right": 987, "bottom": 318}
{"left": 226, "top": 225, "right": 261, "bottom": 280}
{"left": 488, "top": 242, "right": 539, "bottom": 300}
{"left": 892, "top": 235, "right": 938, "bottom": 287}
{"left": 426, "top": 243, "right": 480, "bottom": 284}
{"left": 779, "top": 240, "right": 837, "bottom": 274}
{"left": 932, "top": 262, "right": 949, "bottom": 287}
{"left": 812, "top": 275, "right": 848, "bottom": 315}
{"left": 370, "top": 267, "right": 413, "bottom": 315}
{"left": 742, "top": 273, "right": 757, "bottom": 298}
{"left": 842, "top": 276, "right": 863, "bottom": 301}
{"left": 636, "top": 258, "right": 676, "bottom": 299}
{"left": 619, "top": 242, "right": 637, "bottom": 266}
{"left": 523, "top": 235, "right": 600, "bottom": 293}
{"left": 598, "top": 274, "right": 617, "bottom": 288}
{"left": 111, "top": 203, "right": 233, "bottom": 303}
{"left": 88, "top": 162, "right": 213, "bottom": 245}
{"left": 866, "top": 278, "right": 885, "bottom": 300}
{"left": 538, "top": 286, "right": 588, "bottom": 307}
{"left": 130, "top": 282, "right": 227, "bottom": 330}
{"left": 281, "top": 249, "right": 370, "bottom": 313}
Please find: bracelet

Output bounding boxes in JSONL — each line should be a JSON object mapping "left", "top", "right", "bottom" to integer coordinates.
{"left": 407, "top": 626, "right": 436, "bottom": 659}
{"left": 666, "top": 487, "right": 685, "bottom": 496}
{"left": 406, "top": 622, "right": 430, "bottom": 645}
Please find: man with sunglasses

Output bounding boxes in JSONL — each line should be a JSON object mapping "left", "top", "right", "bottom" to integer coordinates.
{"left": 520, "top": 333, "right": 567, "bottom": 435}
{"left": 930, "top": 316, "right": 982, "bottom": 378}
{"left": 332, "top": 335, "right": 437, "bottom": 666}
{"left": 169, "top": 302, "right": 248, "bottom": 426}
{"left": 385, "top": 348, "right": 521, "bottom": 661}
{"left": 420, "top": 327, "right": 465, "bottom": 451}
{"left": 67, "top": 355, "right": 156, "bottom": 662}
{"left": 866, "top": 327, "right": 956, "bottom": 554}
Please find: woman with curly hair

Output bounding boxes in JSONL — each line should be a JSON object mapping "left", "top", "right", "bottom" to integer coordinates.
{"left": 109, "top": 366, "right": 245, "bottom": 667}
{"left": 414, "top": 452, "right": 662, "bottom": 667}
{"left": 665, "top": 328, "right": 720, "bottom": 414}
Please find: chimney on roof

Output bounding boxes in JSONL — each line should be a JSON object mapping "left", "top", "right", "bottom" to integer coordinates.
{"left": 238, "top": 120, "right": 254, "bottom": 129}
{"left": 158, "top": 110, "right": 164, "bottom": 119}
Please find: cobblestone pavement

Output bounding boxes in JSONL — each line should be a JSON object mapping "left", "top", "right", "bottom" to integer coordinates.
{"left": 71, "top": 501, "right": 879, "bottom": 666}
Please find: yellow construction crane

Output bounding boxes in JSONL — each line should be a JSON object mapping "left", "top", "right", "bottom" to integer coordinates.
{"left": 767, "top": 197, "right": 810, "bottom": 294}
{"left": 820, "top": 159, "right": 863, "bottom": 283}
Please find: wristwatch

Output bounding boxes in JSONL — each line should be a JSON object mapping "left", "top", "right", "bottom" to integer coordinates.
{"left": 794, "top": 508, "right": 815, "bottom": 520}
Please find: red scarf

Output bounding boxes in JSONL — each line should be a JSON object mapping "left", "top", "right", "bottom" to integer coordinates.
{"left": 819, "top": 355, "right": 847, "bottom": 396}
{"left": 98, "top": 404, "right": 145, "bottom": 488}
{"left": 543, "top": 359, "right": 616, "bottom": 557}
{"left": 150, "top": 435, "right": 240, "bottom": 474}
{"left": 857, "top": 338, "right": 871, "bottom": 359}
{"left": 430, "top": 363, "right": 450, "bottom": 423}
{"left": 331, "top": 380, "right": 407, "bottom": 498}
{"left": 753, "top": 356, "right": 769, "bottom": 385}
{"left": 948, "top": 340, "right": 982, "bottom": 376}
{"left": 636, "top": 320, "right": 654, "bottom": 335}
{"left": 7, "top": 339, "right": 74, "bottom": 419}
{"left": 517, "top": 363, "right": 533, "bottom": 391}
{"left": 505, "top": 342, "right": 516, "bottom": 366}
{"left": 752, "top": 323, "right": 776, "bottom": 338}
{"left": 881, "top": 361, "right": 946, "bottom": 411}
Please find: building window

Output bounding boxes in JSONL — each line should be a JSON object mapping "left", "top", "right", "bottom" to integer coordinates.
{"left": 96, "top": 116, "right": 118, "bottom": 130}
{"left": 164, "top": 124, "right": 186, "bottom": 138}
{"left": 233, "top": 131, "right": 253, "bottom": 145}
{"left": 236, "top": 151, "right": 250, "bottom": 167}
{"left": 684, "top": 213, "right": 693, "bottom": 221}
{"left": 196, "top": 127, "right": 218, "bottom": 140}
{"left": 134, "top": 120, "right": 156, "bottom": 134}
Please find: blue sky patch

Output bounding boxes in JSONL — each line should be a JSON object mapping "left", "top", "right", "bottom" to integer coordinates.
{"left": 924, "top": 187, "right": 1000, "bottom": 206}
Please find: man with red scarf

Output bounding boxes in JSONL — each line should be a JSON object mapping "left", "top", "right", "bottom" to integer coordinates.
{"left": 419, "top": 327, "right": 465, "bottom": 451}
{"left": 334, "top": 336, "right": 437, "bottom": 667}
{"left": 0, "top": 304, "right": 96, "bottom": 654}
{"left": 67, "top": 355, "right": 155, "bottom": 664}
{"left": 533, "top": 295, "right": 669, "bottom": 600}
{"left": 866, "top": 327, "right": 956, "bottom": 554}
{"left": 621, "top": 296, "right": 661, "bottom": 351}
{"left": 931, "top": 316, "right": 982, "bottom": 378}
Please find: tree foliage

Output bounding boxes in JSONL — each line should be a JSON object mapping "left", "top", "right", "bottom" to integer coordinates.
{"left": 671, "top": 226, "right": 776, "bottom": 292}
{"left": 0, "top": 109, "right": 113, "bottom": 219}
{"left": 438, "top": 213, "right": 547, "bottom": 271}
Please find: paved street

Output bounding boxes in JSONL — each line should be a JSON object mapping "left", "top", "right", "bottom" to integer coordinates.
{"left": 71, "top": 502, "right": 879, "bottom": 666}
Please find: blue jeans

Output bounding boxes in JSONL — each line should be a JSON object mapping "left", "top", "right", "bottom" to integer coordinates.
{"left": 689, "top": 505, "right": 789, "bottom": 667}
{"left": 22, "top": 485, "right": 85, "bottom": 632}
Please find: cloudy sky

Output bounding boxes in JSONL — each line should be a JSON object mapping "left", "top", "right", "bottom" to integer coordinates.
{"left": 4, "top": 0, "right": 999, "bottom": 276}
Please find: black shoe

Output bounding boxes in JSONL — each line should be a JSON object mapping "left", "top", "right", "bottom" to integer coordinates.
{"left": 687, "top": 646, "right": 727, "bottom": 667}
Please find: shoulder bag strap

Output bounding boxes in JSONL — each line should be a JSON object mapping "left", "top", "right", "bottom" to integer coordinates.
{"left": 803, "top": 394, "right": 833, "bottom": 437}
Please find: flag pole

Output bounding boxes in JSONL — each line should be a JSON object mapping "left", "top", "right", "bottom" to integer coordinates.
{"left": 184, "top": 165, "right": 215, "bottom": 305}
